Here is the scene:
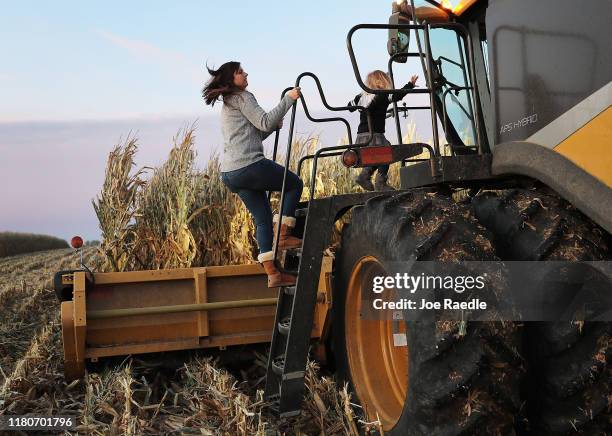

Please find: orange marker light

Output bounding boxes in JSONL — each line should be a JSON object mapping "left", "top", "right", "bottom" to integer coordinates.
{"left": 342, "top": 149, "right": 359, "bottom": 167}
{"left": 71, "top": 236, "right": 84, "bottom": 249}
{"left": 451, "top": 0, "right": 478, "bottom": 14}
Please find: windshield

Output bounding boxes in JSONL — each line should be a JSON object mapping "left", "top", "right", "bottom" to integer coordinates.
{"left": 430, "top": 27, "right": 477, "bottom": 147}
{"left": 395, "top": 1, "right": 478, "bottom": 150}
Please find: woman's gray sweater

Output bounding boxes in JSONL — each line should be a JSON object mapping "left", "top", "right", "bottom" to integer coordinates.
{"left": 220, "top": 91, "right": 294, "bottom": 172}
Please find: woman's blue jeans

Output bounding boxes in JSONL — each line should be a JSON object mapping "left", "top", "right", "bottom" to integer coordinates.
{"left": 221, "top": 158, "right": 303, "bottom": 254}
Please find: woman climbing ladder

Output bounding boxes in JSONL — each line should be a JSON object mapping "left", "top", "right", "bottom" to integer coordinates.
{"left": 202, "top": 61, "right": 303, "bottom": 287}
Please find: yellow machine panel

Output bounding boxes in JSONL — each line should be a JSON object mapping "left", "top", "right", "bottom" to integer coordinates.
{"left": 554, "top": 107, "right": 612, "bottom": 187}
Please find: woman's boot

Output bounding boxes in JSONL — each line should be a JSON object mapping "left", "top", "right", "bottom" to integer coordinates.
{"left": 258, "top": 252, "right": 296, "bottom": 287}
{"left": 273, "top": 215, "right": 302, "bottom": 250}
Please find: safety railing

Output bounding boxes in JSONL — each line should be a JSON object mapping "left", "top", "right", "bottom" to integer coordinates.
{"left": 387, "top": 51, "right": 432, "bottom": 154}
{"left": 346, "top": 18, "right": 483, "bottom": 155}
{"left": 272, "top": 17, "right": 482, "bottom": 258}
{"left": 271, "top": 72, "right": 374, "bottom": 259}
{"left": 267, "top": 77, "right": 359, "bottom": 203}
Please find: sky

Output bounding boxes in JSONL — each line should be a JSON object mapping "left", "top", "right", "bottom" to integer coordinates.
{"left": 0, "top": 1, "right": 441, "bottom": 241}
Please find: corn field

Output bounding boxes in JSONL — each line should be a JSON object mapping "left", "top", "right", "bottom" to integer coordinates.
{"left": 93, "top": 120, "right": 429, "bottom": 273}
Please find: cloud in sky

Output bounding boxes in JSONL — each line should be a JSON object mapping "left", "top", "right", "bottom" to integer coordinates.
{"left": 94, "top": 28, "right": 202, "bottom": 85}
{"left": 95, "top": 29, "right": 185, "bottom": 64}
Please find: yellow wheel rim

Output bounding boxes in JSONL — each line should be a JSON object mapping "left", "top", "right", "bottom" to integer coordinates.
{"left": 345, "top": 256, "right": 408, "bottom": 430}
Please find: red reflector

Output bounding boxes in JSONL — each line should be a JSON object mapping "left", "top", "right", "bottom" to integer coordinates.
{"left": 360, "top": 146, "right": 393, "bottom": 165}
{"left": 71, "top": 236, "right": 83, "bottom": 249}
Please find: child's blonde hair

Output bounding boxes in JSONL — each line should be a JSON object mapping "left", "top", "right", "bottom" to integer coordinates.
{"left": 366, "top": 70, "right": 392, "bottom": 90}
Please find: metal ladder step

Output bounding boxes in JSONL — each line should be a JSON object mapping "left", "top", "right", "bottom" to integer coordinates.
{"left": 271, "top": 355, "right": 285, "bottom": 376}
{"left": 264, "top": 249, "right": 316, "bottom": 416}
{"left": 267, "top": 394, "right": 301, "bottom": 418}
{"left": 278, "top": 248, "right": 301, "bottom": 275}
{"left": 278, "top": 317, "right": 291, "bottom": 335}
{"left": 264, "top": 197, "right": 332, "bottom": 418}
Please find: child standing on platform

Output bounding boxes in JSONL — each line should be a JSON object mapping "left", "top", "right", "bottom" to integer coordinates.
{"left": 348, "top": 70, "right": 418, "bottom": 191}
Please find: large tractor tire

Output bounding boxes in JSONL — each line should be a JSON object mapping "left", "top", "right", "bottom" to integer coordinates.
{"left": 472, "top": 187, "right": 612, "bottom": 434}
{"left": 333, "top": 190, "right": 523, "bottom": 435}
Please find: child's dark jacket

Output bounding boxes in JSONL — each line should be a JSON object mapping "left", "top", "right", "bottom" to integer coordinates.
{"left": 347, "top": 82, "right": 414, "bottom": 134}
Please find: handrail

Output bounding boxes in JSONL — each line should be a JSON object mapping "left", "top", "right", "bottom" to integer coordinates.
{"left": 297, "top": 152, "right": 343, "bottom": 179}
{"left": 347, "top": 21, "right": 441, "bottom": 156}
{"left": 347, "top": 19, "right": 484, "bottom": 154}
{"left": 271, "top": 72, "right": 377, "bottom": 167}
{"left": 294, "top": 72, "right": 361, "bottom": 113}
{"left": 387, "top": 51, "right": 420, "bottom": 148}
{"left": 271, "top": 18, "right": 483, "bottom": 257}
{"left": 422, "top": 22, "right": 441, "bottom": 156}
{"left": 308, "top": 145, "right": 356, "bottom": 203}
{"left": 347, "top": 24, "right": 433, "bottom": 95}
{"left": 276, "top": 80, "right": 354, "bottom": 144}
{"left": 454, "top": 31, "right": 478, "bottom": 150}
{"left": 273, "top": 89, "right": 299, "bottom": 259}
{"left": 292, "top": 72, "right": 374, "bottom": 145}
{"left": 437, "top": 55, "right": 464, "bottom": 69}
{"left": 272, "top": 72, "right": 374, "bottom": 259}
{"left": 302, "top": 141, "right": 436, "bottom": 197}
{"left": 271, "top": 86, "right": 293, "bottom": 164}
{"left": 269, "top": 82, "right": 354, "bottom": 201}
{"left": 387, "top": 105, "right": 431, "bottom": 119}
{"left": 298, "top": 93, "right": 353, "bottom": 144}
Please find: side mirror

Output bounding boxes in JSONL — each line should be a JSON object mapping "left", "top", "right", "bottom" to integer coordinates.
{"left": 387, "top": 11, "right": 411, "bottom": 63}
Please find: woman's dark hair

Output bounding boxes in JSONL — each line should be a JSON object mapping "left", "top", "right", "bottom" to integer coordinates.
{"left": 202, "top": 61, "right": 241, "bottom": 106}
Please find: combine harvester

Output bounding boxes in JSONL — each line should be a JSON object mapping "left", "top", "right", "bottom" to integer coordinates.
{"left": 55, "top": 0, "right": 611, "bottom": 433}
